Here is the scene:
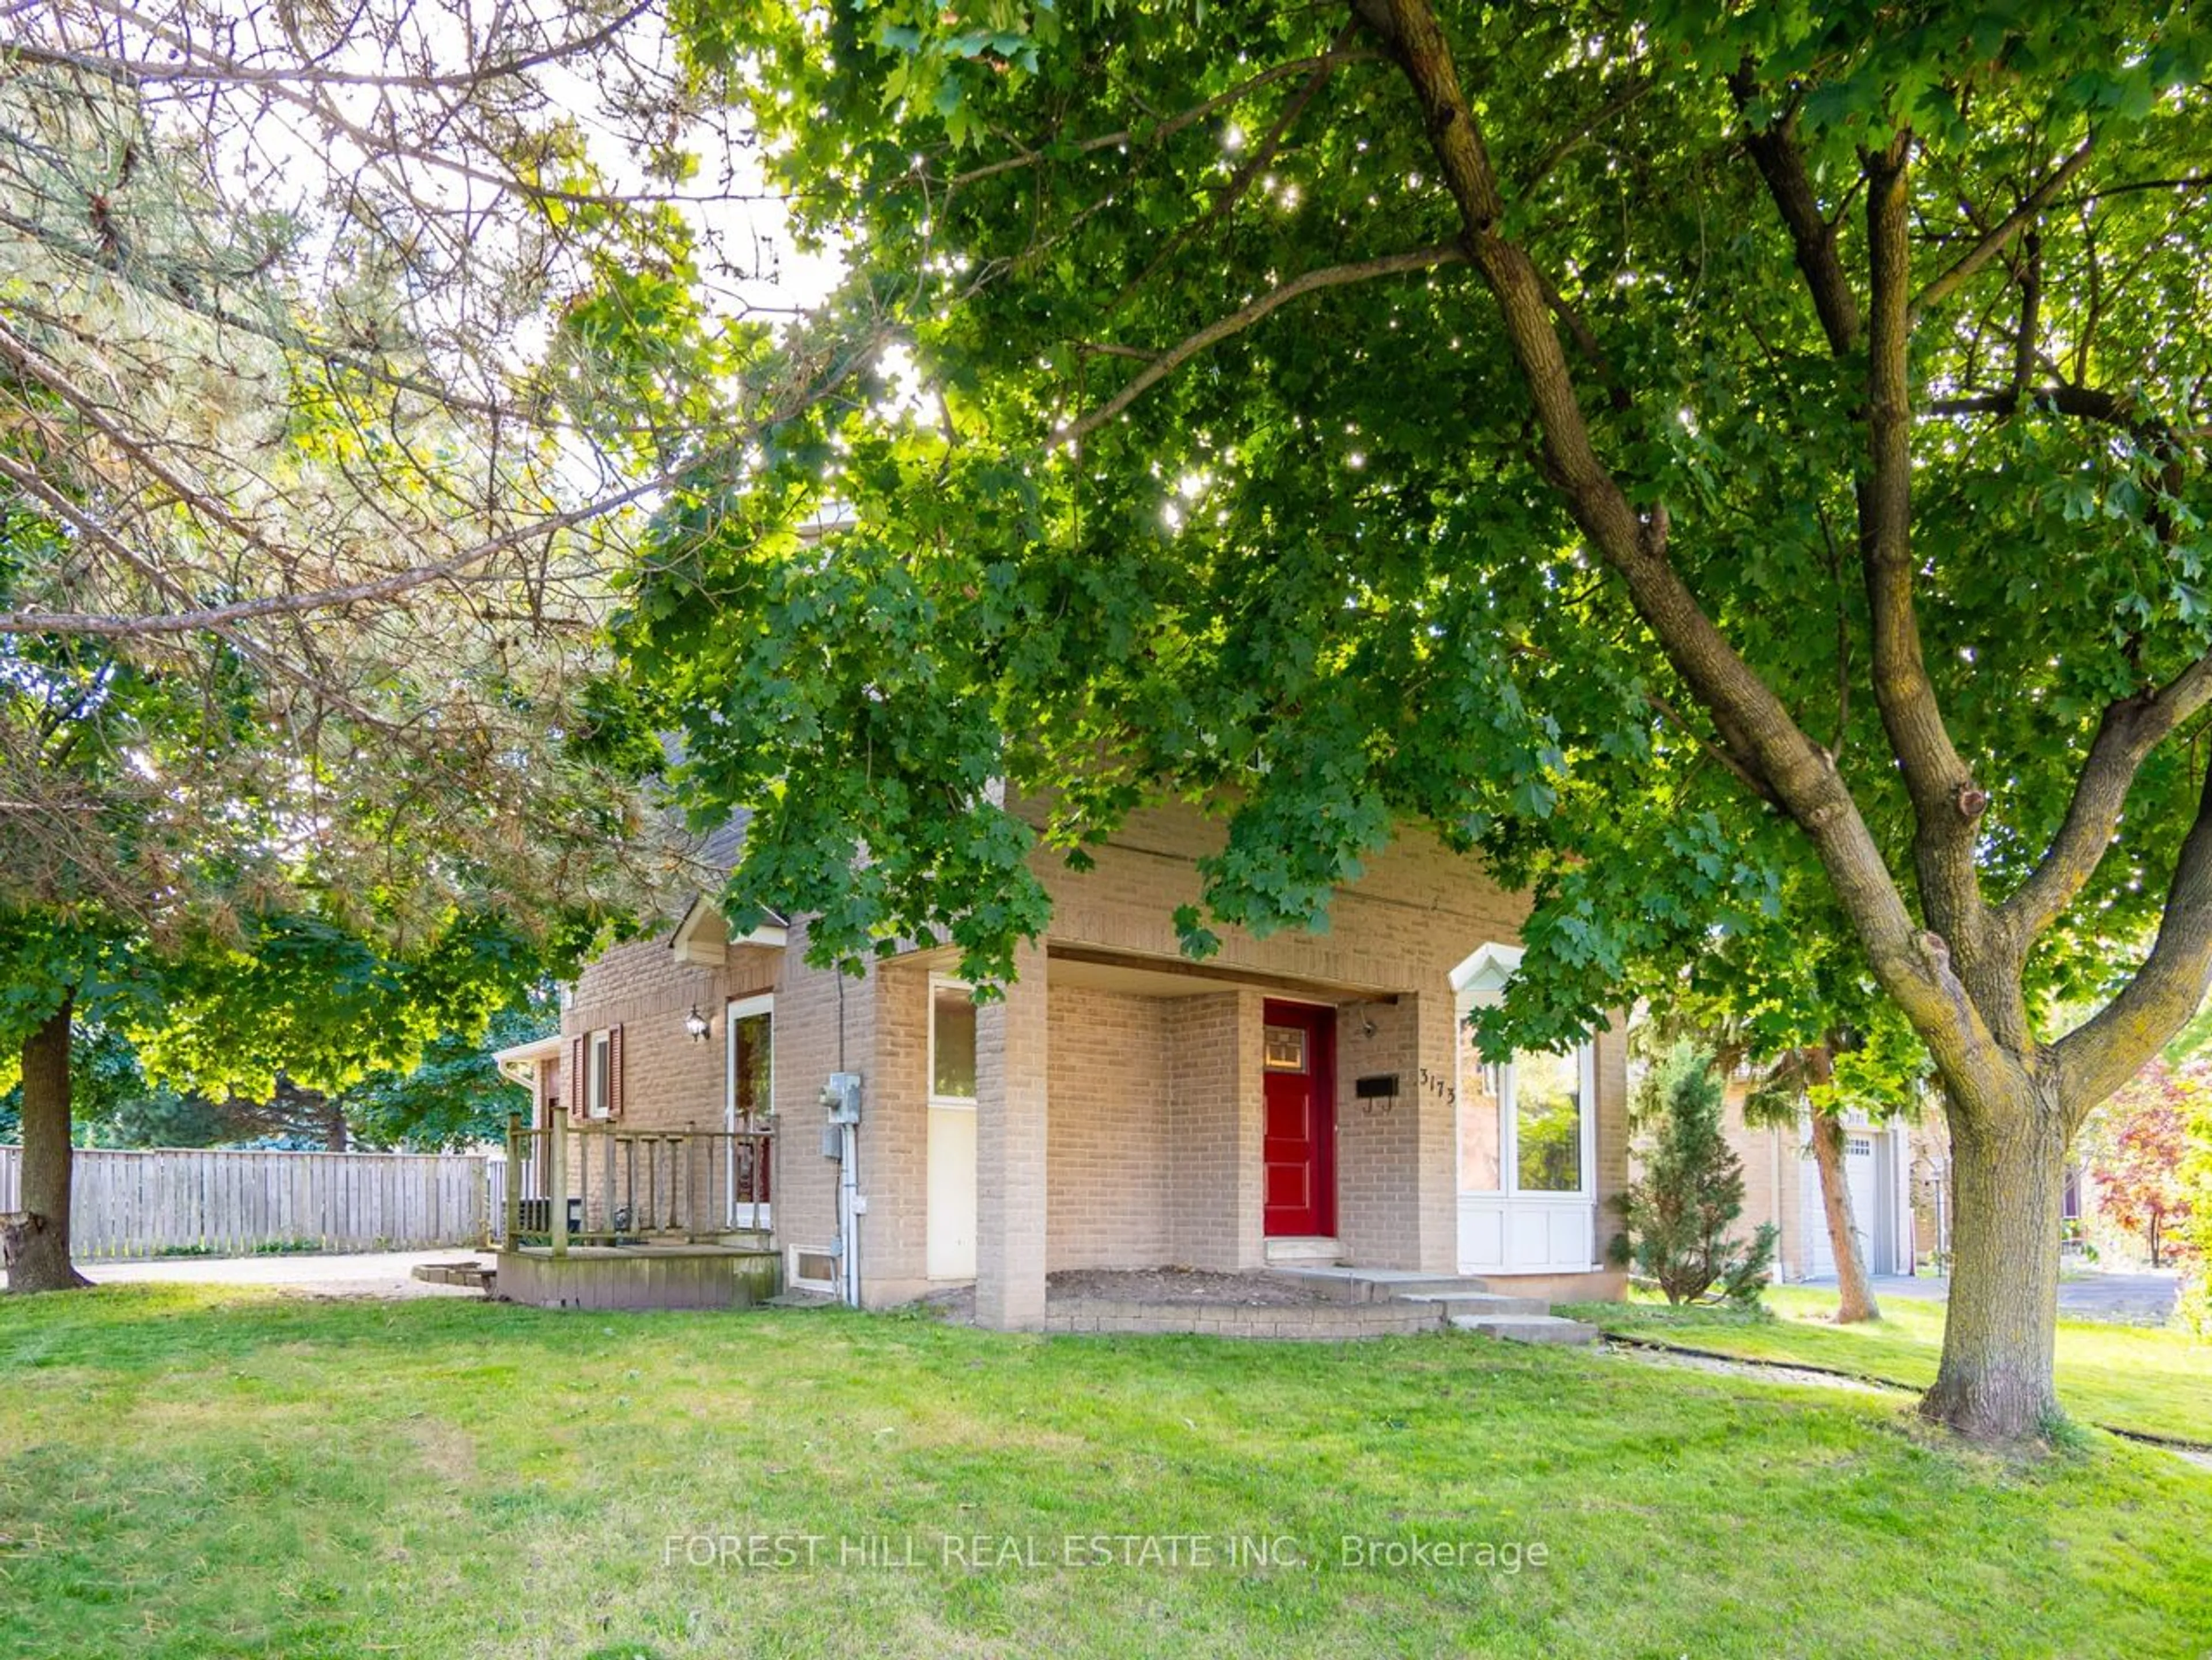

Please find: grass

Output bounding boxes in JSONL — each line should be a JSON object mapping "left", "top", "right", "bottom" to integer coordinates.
{"left": 0, "top": 1286, "right": 2206, "bottom": 1659}
{"left": 1561, "top": 1287, "right": 2212, "bottom": 1446}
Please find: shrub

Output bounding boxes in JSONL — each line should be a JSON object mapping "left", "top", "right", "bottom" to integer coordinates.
{"left": 1611, "top": 1043, "right": 1778, "bottom": 1305}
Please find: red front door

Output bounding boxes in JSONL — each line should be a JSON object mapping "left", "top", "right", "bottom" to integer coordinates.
{"left": 1262, "top": 1000, "right": 1335, "bottom": 1237}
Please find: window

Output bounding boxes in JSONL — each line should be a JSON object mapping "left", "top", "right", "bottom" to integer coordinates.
{"left": 1263, "top": 1025, "right": 1309, "bottom": 1072}
{"left": 787, "top": 1245, "right": 838, "bottom": 1295}
{"left": 930, "top": 978, "right": 976, "bottom": 1104}
{"left": 727, "top": 995, "right": 774, "bottom": 1128}
{"left": 1513, "top": 1049, "right": 1584, "bottom": 1194}
{"left": 1454, "top": 1019, "right": 1592, "bottom": 1196}
{"left": 1457, "top": 1027, "right": 1503, "bottom": 1192}
{"left": 588, "top": 1030, "right": 612, "bottom": 1120}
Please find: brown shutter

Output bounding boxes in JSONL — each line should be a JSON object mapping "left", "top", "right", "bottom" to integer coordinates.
{"left": 568, "top": 1034, "right": 587, "bottom": 1124}
{"left": 608, "top": 1023, "right": 625, "bottom": 1121}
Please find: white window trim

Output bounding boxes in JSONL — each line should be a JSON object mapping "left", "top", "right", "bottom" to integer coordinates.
{"left": 586, "top": 1030, "right": 613, "bottom": 1120}
{"left": 927, "top": 973, "right": 978, "bottom": 1113}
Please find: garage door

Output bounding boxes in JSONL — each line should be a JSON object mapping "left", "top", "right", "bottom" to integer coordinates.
{"left": 1805, "top": 1131, "right": 1887, "bottom": 1278}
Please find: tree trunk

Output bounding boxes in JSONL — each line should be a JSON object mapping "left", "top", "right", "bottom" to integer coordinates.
{"left": 1809, "top": 1110, "right": 1882, "bottom": 1323}
{"left": 5, "top": 998, "right": 90, "bottom": 1294}
{"left": 1920, "top": 1102, "right": 2067, "bottom": 1441}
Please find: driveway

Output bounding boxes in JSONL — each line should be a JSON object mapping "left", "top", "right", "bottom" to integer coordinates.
{"left": 1805, "top": 1269, "right": 2181, "bottom": 1325}
{"left": 64, "top": 1248, "right": 493, "bottom": 1299}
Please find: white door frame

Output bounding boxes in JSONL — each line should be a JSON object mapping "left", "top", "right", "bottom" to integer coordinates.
{"left": 725, "top": 993, "right": 774, "bottom": 1229}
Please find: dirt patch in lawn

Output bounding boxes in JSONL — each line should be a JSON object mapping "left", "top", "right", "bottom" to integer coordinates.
{"left": 1604, "top": 1339, "right": 1903, "bottom": 1397}
{"left": 915, "top": 1267, "right": 1344, "bottom": 1324}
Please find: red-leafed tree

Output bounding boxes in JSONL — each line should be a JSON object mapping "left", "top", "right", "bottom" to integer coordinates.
{"left": 2086, "top": 1063, "right": 2200, "bottom": 1271}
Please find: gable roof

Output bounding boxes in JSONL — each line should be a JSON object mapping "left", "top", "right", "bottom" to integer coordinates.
{"left": 670, "top": 893, "right": 787, "bottom": 964}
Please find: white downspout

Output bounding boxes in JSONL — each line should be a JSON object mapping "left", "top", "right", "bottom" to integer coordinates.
{"left": 840, "top": 1119, "right": 861, "bottom": 1308}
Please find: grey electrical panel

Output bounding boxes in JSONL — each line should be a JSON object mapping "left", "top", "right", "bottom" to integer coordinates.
{"left": 821, "top": 1071, "right": 863, "bottom": 1125}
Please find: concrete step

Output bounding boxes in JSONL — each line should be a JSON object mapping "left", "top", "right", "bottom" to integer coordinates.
{"left": 1262, "top": 1236, "right": 1346, "bottom": 1267}
{"left": 1449, "top": 1313, "right": 1599, "bottom": 1346}
{"left": 1397, "top": 1291, "right": 1554, "bottom": 1319}
{"left": 1262, "top": 1267, "right": 1499, "bottom": 1303}
{"left": 411, "top": 1260, "right": 495, "bottom": 1291}
{"left": 1368, "top": 1274, "right": 1495, "bottom": 1298}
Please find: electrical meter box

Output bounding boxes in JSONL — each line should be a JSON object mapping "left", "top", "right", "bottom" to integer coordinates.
{"left": 821, "top": 1072, "right": 863, "bottom": 1125}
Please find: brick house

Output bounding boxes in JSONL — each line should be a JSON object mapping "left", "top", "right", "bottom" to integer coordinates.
{"left": 1713, "top": 1081, "right": 1923, "bottom": 1282}
{"left": 503, "top": 797, "right": 1628, "bottom": 1325}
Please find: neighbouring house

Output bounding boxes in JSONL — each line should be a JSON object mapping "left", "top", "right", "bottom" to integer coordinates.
{"left": 1715, "top": 1079, "right": 1923, "bottom": 1282}
{"left": 1897, "top": 1108, "right": 2088, "bottom": 1269}
{"left": 495, "top": 797, "right": 1630, "bottom": 1326}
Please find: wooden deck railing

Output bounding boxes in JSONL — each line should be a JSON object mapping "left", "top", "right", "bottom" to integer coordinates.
{"left": 503, "top": 1116, "right": 772, "bottom": 1252}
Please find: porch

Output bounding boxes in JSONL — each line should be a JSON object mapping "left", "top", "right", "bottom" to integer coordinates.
{"left": 896, "top": 938, "right": 1623, "bottom": 1328}
{"left": 494, "top": 1117, "right": 782, "bottom": 1309}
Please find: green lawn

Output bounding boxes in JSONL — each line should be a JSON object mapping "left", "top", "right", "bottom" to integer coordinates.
{"left": 1563, "top": 1286, "right": 2212, "bottom": 1447}
{"left": 2, "top": 1286, "right": 2208, "bottom": 1659}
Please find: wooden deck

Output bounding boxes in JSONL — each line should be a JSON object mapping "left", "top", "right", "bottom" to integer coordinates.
{"left": 494, "top": 1241, "right": 781, "bottom": 1310}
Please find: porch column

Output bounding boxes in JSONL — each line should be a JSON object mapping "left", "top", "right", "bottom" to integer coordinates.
{"left": 975, "top": 939, "right": 1050, "bottom": 1329}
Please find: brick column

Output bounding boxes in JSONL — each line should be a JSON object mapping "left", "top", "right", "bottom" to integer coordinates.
{"left": 1412, "top": 991, "right": 1463, "bottom": 1273}
{"left": 1167, "top": 990, "right": 1266, "bottom": 1271}
{"left": 1230, "top": 990, "right": 1268, "bottom": 1270}
{"left": 976, "top": 940, "right": 1050, "bottom": 1329}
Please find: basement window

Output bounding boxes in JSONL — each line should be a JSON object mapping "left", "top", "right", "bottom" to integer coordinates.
{"left": 787, "top": 1246, "right": 838, "bottom": 1295}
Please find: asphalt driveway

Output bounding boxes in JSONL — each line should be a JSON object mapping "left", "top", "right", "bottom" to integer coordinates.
{"left": 64, "top": 1248, "right": 489, "bottom": 1299}
{"left": 1807, "top": 1269, "right": 2181, "bottom": 1325}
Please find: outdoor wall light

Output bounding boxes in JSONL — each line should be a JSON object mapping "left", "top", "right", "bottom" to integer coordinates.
{"left": 684, "top": 1004, "right": 711, "bottom": 1043}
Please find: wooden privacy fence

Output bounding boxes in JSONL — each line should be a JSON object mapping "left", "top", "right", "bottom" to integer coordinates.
{"left": 0, "top": 1145, "right": 493, "bottom": 1260}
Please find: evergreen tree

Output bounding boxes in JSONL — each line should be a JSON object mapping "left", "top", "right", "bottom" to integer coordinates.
{"left": 1612, "top": 1045, "right": 1778, "bottom": 1305}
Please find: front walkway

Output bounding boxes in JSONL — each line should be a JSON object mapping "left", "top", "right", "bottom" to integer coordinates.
{"left": 77, "top": 1248, "right": 488, "bottom": 1299}
{"left": 1805, "top": 1269, "right": 2181, "bottom": 1324}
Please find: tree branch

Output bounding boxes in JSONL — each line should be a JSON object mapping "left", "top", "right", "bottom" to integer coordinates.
{"left": 2002, "top": 653, "right": 2212, "bottom": 945}
{"left": 950, "top": 50, "right": 1381, "bottom": 190}
{"left": 1730, "top": 72, "right": 1860, "bottom": 354}
{"left": 17, "top": 1, "right": 658, "bottom": 94}
{"left": 2053, "top": 758, "right": 2212, "bottom": 1117}
{"left": 54, "top": 0, "right": 692, "bottom": 215}
{"left": 1356, "top": 0, "right": 2011, "bottom": 1091}
{"left": 1910, "top": 135, "right": 2097, "bottom": 324}
{"left": 1106, "top": 25, "right": 1356, "bottom": 317}
{"left": 1927, "top": 382, "right": 2210, "bottom": 444}
{"left": 1859, "top": 137, "right": 1992, "bottom": 968}
{"left": 1052, "top": 245, "right": 1468, "bottom": 446}
{"left": 1507, "top": 636, "right": 1777, "bottom": 804}
{"left": 0, "top": 461, "right": 662, "bottom": 638}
